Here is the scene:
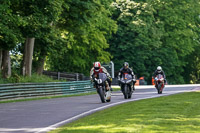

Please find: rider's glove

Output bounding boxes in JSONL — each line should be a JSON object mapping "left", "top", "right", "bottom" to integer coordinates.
{"left": 110, "top": 77, "right": 112, "bottom": 82}
{"left": 94, "top": 78, "right": 98, "bottom": 82}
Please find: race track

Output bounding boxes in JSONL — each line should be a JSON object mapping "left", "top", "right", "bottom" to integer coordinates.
{"left": 0, "top": 84, "right": 199, "bottom": 133}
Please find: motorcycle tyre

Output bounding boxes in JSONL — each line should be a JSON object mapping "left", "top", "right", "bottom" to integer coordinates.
{"left": 128, "top": 86, "right": 132, "bottom": 99}
{"left": 128, "top": 93, "right": 132, "bottom": 99}
{"left": 106, "top": 99, "right": 111, "bottom": 102}
{"left": 157, "top": 84, "right": 162, "bottom": 94}
{"left": 98, "top": 87, "right": 106, "bottom": 103}
{"left": 124, "top": 85, "right": 128, "bottom": 99}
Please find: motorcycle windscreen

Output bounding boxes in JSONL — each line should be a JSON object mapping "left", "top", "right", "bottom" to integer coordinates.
{"left": 157, "top": 74, "right": 163, "bottom": 79}
{"left": 123, "top": 74, "right": 132, "bottom": 80}
{"left": 98, "top": 73, "right": 107, "bottom": 82}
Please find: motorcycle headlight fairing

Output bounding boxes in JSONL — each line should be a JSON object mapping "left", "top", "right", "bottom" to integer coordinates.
{"left": 120, "top": 80, "right": 125, "bottom": 84}
{"left": 126, "top": 80, "right": 132, "bottom": 84}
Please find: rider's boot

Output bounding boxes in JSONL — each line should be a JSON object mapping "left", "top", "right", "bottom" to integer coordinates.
{"left": 155, "top": 84, "right": 158, "bottom": 88}
{"left": 110, "top": 86, "right": 113, "bottom": 91}
{"left": 105, "top": 81, "right": 110, "bottom": 91}
{"left": 106, "top": 85, "right": 109, "bottom": 91}
{"left": 131, "top": 85, "right": 135, "bottom": 92}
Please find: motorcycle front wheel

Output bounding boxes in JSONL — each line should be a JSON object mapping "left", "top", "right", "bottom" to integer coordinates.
{"left": 124, "top": 85, "right": 128, "bottom": 99}
{"left": 98, "top": 87, "right": 106, "bottom": 103}
{"left": 128, "top": 86, "right": 132, "bottom": 99}
{"left": 157, "top": 84, "right": 162, "bottom": 94}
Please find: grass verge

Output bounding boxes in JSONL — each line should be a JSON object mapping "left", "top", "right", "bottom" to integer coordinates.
{"left": 0, "top": 73, "right": 64, "bottom": 84}
{"left": 49, "top": 91, "right": 200, "bottom": 133}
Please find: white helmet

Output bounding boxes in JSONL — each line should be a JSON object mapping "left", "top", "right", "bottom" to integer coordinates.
{"left": 157, "top": 66, "right": 162, "bottom": 73}
{"left": 94, "top": 62, "right": 101, "bottom": 72}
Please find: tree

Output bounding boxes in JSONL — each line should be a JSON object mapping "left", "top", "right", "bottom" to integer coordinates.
{"left": 150, "top": 0, "right": 200, "bottom": 84}
{"left": 47, "top": 0, "right": 117, "bottom": 75}
{"left": 10, "top": 0, "right": 64, "bottom": 76}
{"left": 109, "top": 0, "right": 200, "bottom": 84}
{"left": 109, "top": 0, "right": 163, "bottom": 83}
{"left": 0, "top": 1, "right": 23, "bottom": 78}
{"left": 0, "top": 50, "right": 2, "bottom": 70}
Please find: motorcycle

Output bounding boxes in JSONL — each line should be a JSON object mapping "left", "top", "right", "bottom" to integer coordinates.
{"left": 119, "top": 73, "right": 133, "bottom": 99}
{"left": 95, "top": 73, "right": 111, "bottom": 103}
{"left": 155, "top": 74, "right": 165, "bottom": 94}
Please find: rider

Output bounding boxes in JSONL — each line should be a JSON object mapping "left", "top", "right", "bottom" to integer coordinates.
{"left": 90, "top": 62, "right": 112, "bottom": 91}
{"left": 118, "top": 62, "right": 136, "bottom": 91}
{"left": 153, "top": 66, "right": 166, "bottom": 86}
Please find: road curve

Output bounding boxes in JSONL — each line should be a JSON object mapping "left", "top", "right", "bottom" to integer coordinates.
{"left": 0, "top": 84, "right": 199, "bottom": 133}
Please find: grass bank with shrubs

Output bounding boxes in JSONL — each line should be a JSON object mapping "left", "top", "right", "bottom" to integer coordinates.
{"left": 0, "top": 73, "right": 63, "bottom": 84}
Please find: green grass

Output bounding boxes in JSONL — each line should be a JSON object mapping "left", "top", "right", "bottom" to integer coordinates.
{"left": 49, "top": 92, "right": 200, "bottom": 133}
{"left": 0, "top": 73, "right": 63, "bottom": 84}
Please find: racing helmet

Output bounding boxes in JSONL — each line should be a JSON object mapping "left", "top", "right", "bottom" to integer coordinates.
{"left": 94, "top": 62, "right": 101, "bottom": 72}
{"left": 157, "top": 66, "right": 162, "bottom": 73}
{"left": 124, "top": 62, "right": 129, "bottom": 70}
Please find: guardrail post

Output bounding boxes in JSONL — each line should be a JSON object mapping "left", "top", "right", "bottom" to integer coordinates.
{"left": 110, "top": 61, "right": 114, "bottom": 78}
{"left": 76, "top": 73, "right": 79, "bottom": 81}
{"left": 58, "top": 72, "right": 60, "bottom": 80}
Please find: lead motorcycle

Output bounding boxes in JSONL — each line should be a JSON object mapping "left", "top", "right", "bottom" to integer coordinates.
{"left": 155, "top": 74, "right": 165, "bottom": 94}
{"left": 119, "top": 73, "right": 133, "bottom": 99}
{"left": 95, "top": 73, "right": 111, "bottom": 103}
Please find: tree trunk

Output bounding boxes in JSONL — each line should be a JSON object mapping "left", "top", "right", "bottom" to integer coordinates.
{"left": 36, "top": 56, "right": 46, "bottom": 75}
{"left": 0, "top": 49, "right": 2, "bottom": 71}
{"left": 22, "top": 38, "right": 35, "bottom": 76}
{"left": 8, "top": 54, "right": 11, "bottom": 76}
{"left": 2, "top": 50, "right": 11, "bottom": 78}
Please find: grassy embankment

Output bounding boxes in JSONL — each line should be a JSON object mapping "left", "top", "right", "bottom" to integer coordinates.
{"left": 0, "top": 73, "right": 62, "bottom": 84}
{"left": 50, "top": 91, "right": 200, "bottom": 133}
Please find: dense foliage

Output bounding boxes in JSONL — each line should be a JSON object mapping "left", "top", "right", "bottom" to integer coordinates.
{"left": 0, "top": 0, "right": 200, "bottom": 84}
{"left": 47, "top": 0, "right": 117, "bottom": 74}
{"left": 108, "top": 0, "right": 200, "bottom": 84}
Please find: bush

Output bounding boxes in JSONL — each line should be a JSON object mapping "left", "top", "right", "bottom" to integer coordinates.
{"left": 0, "top": 73, "right": 63, "bottom": 84}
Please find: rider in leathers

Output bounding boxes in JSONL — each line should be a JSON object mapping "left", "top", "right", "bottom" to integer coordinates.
{"left": 90, "top": 62, "right": 112, "bottom": 90}
{"left": 153, "top": 66, "right": 166, "bottom": 87}
{"left": 118, "top": 62, "right": 136, "bottom": 91}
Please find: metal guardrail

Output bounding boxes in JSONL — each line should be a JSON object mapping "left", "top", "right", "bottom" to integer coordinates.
{"left": 43, "top": 71, "right": 86, "bottom": 81}
{"left": 0, "top": 80, "right": 95, "bottom": 101}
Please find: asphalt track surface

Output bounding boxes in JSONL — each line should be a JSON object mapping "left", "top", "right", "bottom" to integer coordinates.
{"left": 0, "top": 84, "right": 200, "bottom": 133}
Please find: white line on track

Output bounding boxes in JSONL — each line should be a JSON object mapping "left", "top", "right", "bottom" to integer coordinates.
{"left": 112, "top": 84, "right": 200, "bottom": 89}
{"left": 35, "top": 88, "right": 198, "bottom": 133}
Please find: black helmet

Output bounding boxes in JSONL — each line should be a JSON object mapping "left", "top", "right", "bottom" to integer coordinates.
{"left": 123, "top": 62, "right": 129, "bottom": 69}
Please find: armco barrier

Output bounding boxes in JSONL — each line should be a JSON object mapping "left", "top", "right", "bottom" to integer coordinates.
{"left": 0, "top": 80, "right": 95, "bottom": 100}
